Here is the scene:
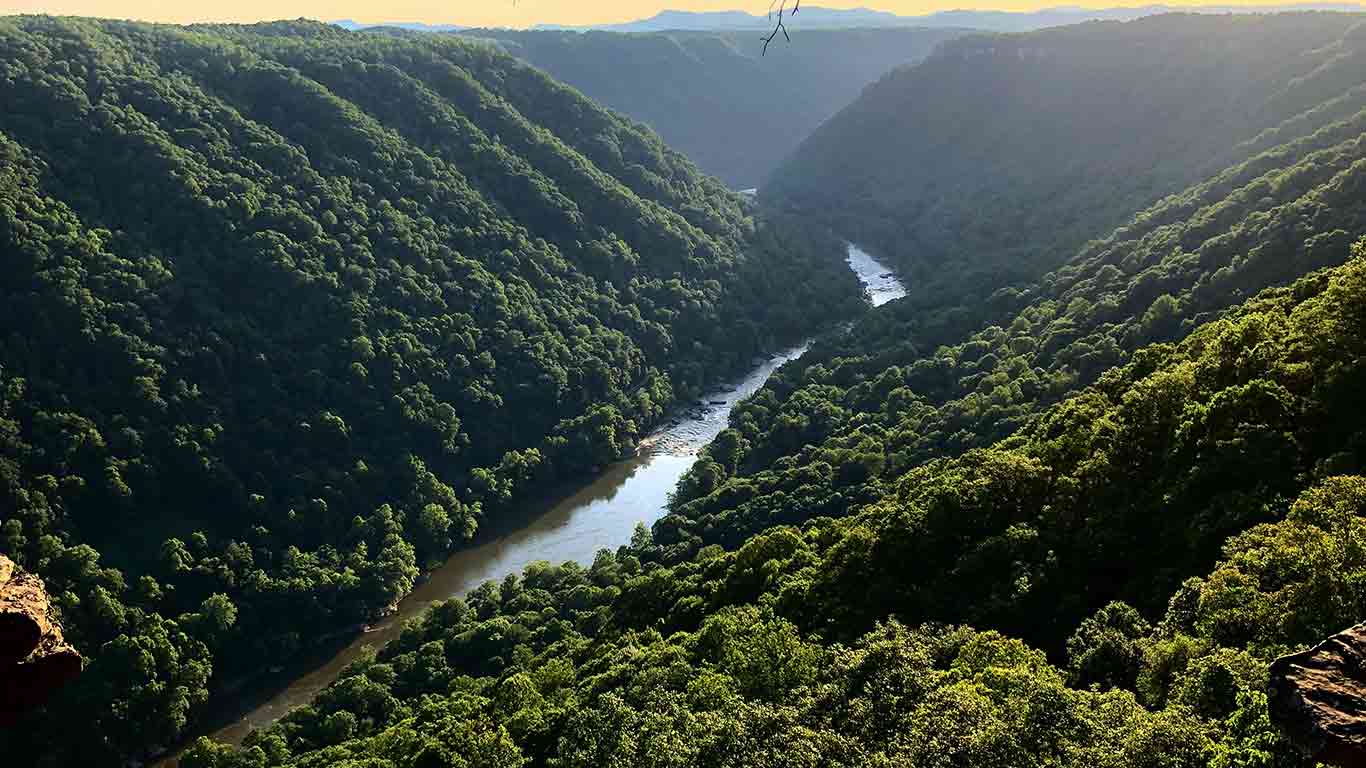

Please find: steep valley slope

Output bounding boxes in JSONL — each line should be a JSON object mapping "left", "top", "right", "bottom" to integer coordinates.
{"left": 0, "top": 16, "right": 865, "bottom": 764}
{"left": 460, "top": 27, "right": 969, "bottom": 189}
{"left": 179, "top": 13, "right": 1366, "bottom": 768}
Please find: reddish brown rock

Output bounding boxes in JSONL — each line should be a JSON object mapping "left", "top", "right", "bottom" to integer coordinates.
{"left": 1268, "top": 622, "right": 1366, "bottom": 767}
{"left": 0, "top": 554, "right": 83, "bottom": 728}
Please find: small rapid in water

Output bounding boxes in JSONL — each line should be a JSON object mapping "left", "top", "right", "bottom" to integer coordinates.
{"left": 177, "top": 243, "right": 905, "bottom": 755}
{"left": 846, "top": 242, "right": 906, "bottom": 307}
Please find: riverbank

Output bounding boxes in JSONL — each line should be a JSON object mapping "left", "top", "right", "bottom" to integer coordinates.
{"left": 157, "top": 243, "right": 905, "bottom": 763}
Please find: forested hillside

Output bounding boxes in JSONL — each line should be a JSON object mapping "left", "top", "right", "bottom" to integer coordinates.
{"left": 178, "top": 13, "right": 1366, "bottom": 768}
{"left": 460, "top": 28, "right": 967, "bottom": 188}
{"left": 185, "top": 236, "right": 1366, "bottom": 768}
{"left": 0, "top": 16, "right": 866, "bottom": 764}
{"left": 767, "top": 12, "right": 1366, "bottom": 304}
{"left": 671, "top": 76, "right": 1366, "bottom": 548}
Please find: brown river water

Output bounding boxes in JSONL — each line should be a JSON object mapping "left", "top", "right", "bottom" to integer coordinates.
{"left": 163, "top": 243, "right": 903, "bottom": 758}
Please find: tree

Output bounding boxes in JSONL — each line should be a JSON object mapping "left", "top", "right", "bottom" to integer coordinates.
{"left": 1067, "top": 601, "right": 1152, "bottom": 690}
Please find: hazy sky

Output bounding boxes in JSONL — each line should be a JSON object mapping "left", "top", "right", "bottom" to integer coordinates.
{"left": 0, "top": 0, "right": 1334, "bottom": 27}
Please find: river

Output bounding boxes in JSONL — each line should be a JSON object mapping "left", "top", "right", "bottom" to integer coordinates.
{"left": 188, "top": 242, "right": 903, "bottom": 752}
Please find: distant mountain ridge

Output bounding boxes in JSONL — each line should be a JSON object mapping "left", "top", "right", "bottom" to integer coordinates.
{"left": 334, "top": 3, "right": 1365, "bottom": 34}
{"left": 331, "top": 19, "right": 465, "bottom": 32}
{"left": 533, "top": 6, "right": 907, "bottom": 31}
{"left": 542, "top": 4, "right": 1366, "bottom": 32}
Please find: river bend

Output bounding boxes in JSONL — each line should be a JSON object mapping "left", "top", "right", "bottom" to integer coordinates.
{"left": 198, "top": 242, "right": 904, "bottom": 749}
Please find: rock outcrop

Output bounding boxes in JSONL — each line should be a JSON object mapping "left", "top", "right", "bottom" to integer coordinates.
{"left": 1268, "top": 622, "right": 1366, "bottom": 766}
{"left": 0, "top": 554, "right": 82, "bottom": 727}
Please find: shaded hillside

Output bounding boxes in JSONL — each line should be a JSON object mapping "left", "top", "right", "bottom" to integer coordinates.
{"left": 670, "top": 52, "right": 1366, "bottom": 557}
{"left": 767, "top": 12, "right": 1366, "bottom": 302}
{"left": 0, "top": 16, "right": 865, "bottom": 765}
{"left": 462, "top": 27, "right": 967, "bottom": 188}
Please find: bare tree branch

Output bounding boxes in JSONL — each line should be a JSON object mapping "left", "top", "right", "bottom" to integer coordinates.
{"left": 762, "top": 0, "right": 799, "bottom": 55}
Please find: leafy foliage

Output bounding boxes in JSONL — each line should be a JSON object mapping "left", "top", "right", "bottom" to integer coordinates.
{"left": 668, "top": 36, "right": 1366, "bottom": 552}
{"left": 0, "top": 17, "right": 864, "bottom": 764}
{"left": 14, "top": 13, "right": 1366, "bottom": 768}
{"left": 192, "top": 248, "right": 1366, "bottom": 767}
{"left": 182, "top": 15, "right": 1366, "bottom": 764}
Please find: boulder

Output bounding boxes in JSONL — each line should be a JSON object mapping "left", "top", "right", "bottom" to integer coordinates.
{"left": 1268, "top": 622, "right": 1366, "bottom": 766}
{"left": 0, "top": 554, "right": 82, "bottom": 727}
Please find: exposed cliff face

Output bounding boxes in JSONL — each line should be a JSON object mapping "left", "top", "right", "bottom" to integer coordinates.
{"left": 1269, "top": 622, "right": 1366, "bottom": 767}
{"left": 0, "top": 555, "right": 82, "bottom": 727}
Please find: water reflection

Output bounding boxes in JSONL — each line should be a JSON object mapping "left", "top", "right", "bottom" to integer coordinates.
{"left": 206, "top": 453, "right": 693, "bottom": 745}
{"left": 205, "top": 344, "right": 810, "bottom": 747}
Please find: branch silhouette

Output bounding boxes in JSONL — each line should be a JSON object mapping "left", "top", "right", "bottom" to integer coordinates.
{"left": 762, "top": 0, "right": 799, "bottom": 55}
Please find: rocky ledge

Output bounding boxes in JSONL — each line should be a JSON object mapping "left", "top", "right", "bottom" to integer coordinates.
{"left": 1268, "top": 622, "right": 1366, "bottom": 766}
{"left": 0, "top": 554, "right": 82, "bottom": 727}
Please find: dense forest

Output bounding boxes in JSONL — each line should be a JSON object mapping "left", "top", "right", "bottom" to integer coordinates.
{"left": 670, "top": 57, "right": 1366, "bottom": 550}
{"left": 174, "top": 12, "right": 1366, "bottom": 768}
{"left": 183, "top": 232, "right": 1366, "bottom": 768}
{"left": 9, "top": 9, "right": 1366, "bottom": 768}
{"left": 0, "top": 16, "right": 868, "bottom": 764}
{"left": 766, "top": 12, "right": 1366, "bottom": 306}
{"left": 458, "top": 27, "right": 967, "bottom": 188}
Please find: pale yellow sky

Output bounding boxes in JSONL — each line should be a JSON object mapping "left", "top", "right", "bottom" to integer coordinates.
{"left": 0, "top": 0, "right": 1336, "bottom": 28}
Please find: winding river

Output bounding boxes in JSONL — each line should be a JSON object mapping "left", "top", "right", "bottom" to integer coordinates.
{"left": 192, "top": 243, "right": 904, "bottom": 751}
